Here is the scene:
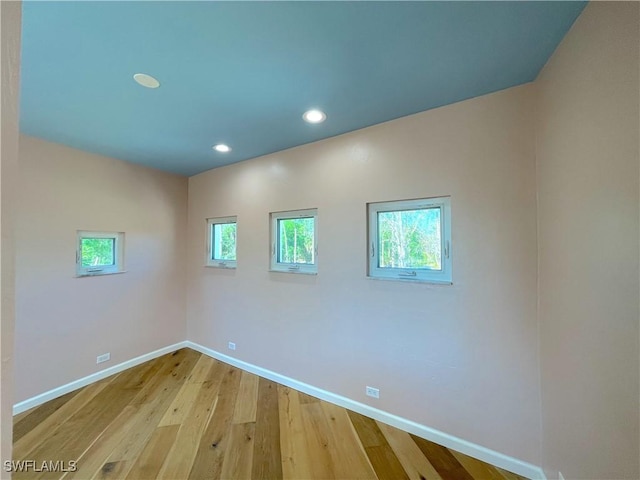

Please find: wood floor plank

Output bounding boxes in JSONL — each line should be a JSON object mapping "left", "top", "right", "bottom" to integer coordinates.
{"left": 157, "top": 382, "right": 202, "bottom": 427}
{"left": 320, "top": 401, "right": 378, "bottom": 479}
{"left": 450, "top": 450, "right": 507, "bottom": 480}
{"left": 57, "top": 353, "right": 189, "bottom": 475}
{"left": 13, "top": 408, "right": 34, "bottom": 424}
{"left": 60, "top": 405, "right": 139, "bottom": 480}
{"left": 156, "top": 351, "right": 215, "bottom": 427}
{"left": 113, "top": 351, "right": 172, "bottom": 392}
{"left": 16, "top": 363, "right": 154, "bottom": 480}
{"left": 13, "top": 389, "right": 81, "bottom": 443}
{"left": 129, "top": 348, "right": 200, "bottom": 406}
{"left": 496, "top": 466, "right": 529, "bottom": 480}
{"left": 13, "top": 379, "right": 111, "bottom": 460}
{"left": 157, "top": 361, "right": 225, "bottom": 480}
{"left": 347, "top": 410, "right": 388, "bottom": 448}
{"left": 93, "top": 460, "right": 130, "bottom": 480}
{"left": 124, "top": 425, "right": 179, "bottom": 480}
{"left": 278, "top": 386, "right": 314, "bottom": 480}
{"left": 186, "top": 354, "right": 217, "bottom": 384}
{"left": 251, "top": 378, "right": 282, "bottom": 480}
{"left": 377, "top": 422, "right": 443, "bottom": 480}
{"left": 411, "top": 435, "right": 475, "bottom": 480}
{"left": 300, "top": 402, "right": 337, "bottom": 479}
{"left": 348, "top": 411, "right": 408, "bottom": 480}
{"left": 96, "top": 350, "right": 201, "bottom": 479}
{"left": 220, "top": 422, "right": 255, "bottom": 480}
{"left": 187, "top": 365, "right": 242, "bottom": 480}
{"left": 365, "top": 444, "right": 411, "bottom": 480}
{"left": 298, "top": 391, "right": 320, "bottom": 404}
{"left": 232, "top": 371, "right": 259, "bottom": 424}
{"left": 40, "top": 356, "right": 182, "bottom": 480}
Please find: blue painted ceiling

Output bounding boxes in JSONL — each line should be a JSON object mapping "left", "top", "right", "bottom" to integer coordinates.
{"left": 20, "top": 1, "right": 586, "bottom": 176}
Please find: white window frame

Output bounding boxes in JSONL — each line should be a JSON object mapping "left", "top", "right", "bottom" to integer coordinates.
{"left": 270, "top": 208, "right": 318, "bottom": 275}
{"left": 76, "top": 231, "right": 125, "bottom": 277}
{"left": 367, "top": 196, "right": 452, "bottom": 284}
{"left": 206, "top": 216, "right": 237, "bottom": 269}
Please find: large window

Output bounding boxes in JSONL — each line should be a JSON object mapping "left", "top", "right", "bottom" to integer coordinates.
{"left": 207, "top": 216, "right": 237, "bottom": 268}
{"left": 76, "top": 231, "right": 125, "bottom": 276}
{"left": 368, "top": 197, "right": 451, "bottom": 283}
{"left": 270, "top": 208, "right": 317, "bottom": 274}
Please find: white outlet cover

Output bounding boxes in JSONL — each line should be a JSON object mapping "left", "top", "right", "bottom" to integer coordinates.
{"left": 366, "top": 386, "right": 380, "bottom": 398}
{"left": 96, "top": 353, "right": 110, "bottom": 364}
{"left": 228, "top": 342, "right": 236, "bottom": 351}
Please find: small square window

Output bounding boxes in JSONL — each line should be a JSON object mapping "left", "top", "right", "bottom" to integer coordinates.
{"left": 206, "top": 216, "right": 237, "bottom": 268}
{"left": 368, "top": 197, "right": 452, "bottom": 283}
{"left": 270, "top": 209, "right": 318, "bottom": 274}
{"left": 76, "top": 231, "right": 124, "bottom": 276}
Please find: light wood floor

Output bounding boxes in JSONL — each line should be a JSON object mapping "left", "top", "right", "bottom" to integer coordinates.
{"left": 13, "top": 348, "right": 527, "bottom": 480}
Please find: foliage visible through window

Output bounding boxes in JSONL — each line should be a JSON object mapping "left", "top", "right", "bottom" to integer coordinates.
{"left": 368, "top": 197, "right": 451, "bottom": 283}
{"left": 278, "top": 217, "right": 314, "bottom": 264}
{"left": 207, "top": 217, "right": 237, "bottom": 268}
{"left": 378, "top": 208, "right": 441, "bottom": 270}
{"left": 81, "top": 238, "right": 115, "bottom": 267}
{"left": 271, "top": 209, "right": 317, "bottom": 274}
{"left": 76, "top": 231, "right": 124, "bottom": 276}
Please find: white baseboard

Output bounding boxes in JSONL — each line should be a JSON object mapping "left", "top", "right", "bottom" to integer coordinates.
{"left": 186, "top": 340, "right": 546, "bottom": 480}
{"left": 13, "top": 340, "right": 545, "bottom": 480}
{"left": 12, "top": 341, "right": 188, "bottom": 415}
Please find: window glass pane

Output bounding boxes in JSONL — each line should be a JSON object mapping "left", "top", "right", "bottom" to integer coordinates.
{"left": 378, "top": 207, "right": 441, "bottom": 270}
{"left": 81, "top": 238, "right": 115, "bottom": 267}
{"left": 212, "top": 223, "right": 236, "bottom": 260}
{"left": 277, "top": 217, "right": 315, "bottom": 264}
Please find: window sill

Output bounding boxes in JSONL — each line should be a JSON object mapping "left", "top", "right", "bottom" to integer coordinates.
{"left": 76, "top": 270, "right": 127, "bottom": 278}
{"left": 269, "top": 269, "right": 317, "bottom": 276}
{"left": 367, "top": 275, "right": 452, "bottom": 285}
{"left": 205, "top": 263, "right": 236, "bottom": 269}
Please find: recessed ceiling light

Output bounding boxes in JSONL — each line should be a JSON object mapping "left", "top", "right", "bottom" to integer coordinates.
{"left": 133, "top": 73, "right": 160, "bottom": 89}
{"left": 213, "top": 144, "right": 231, "bottom": 153}
{"left": 303, "top": 109, "right": 326, "bottom": 124}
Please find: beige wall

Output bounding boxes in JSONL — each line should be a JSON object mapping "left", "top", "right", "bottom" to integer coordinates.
{"left": 187, "top": 84, "right": 542, "bottom": 464}
{"left": 14, "top": 136, "right": 188, "bottom": 403}
{"left": 535, "top": 2, "right": 640, "bottom": 479}
{"left": 1, "top": 0, "right": 21, "bottom": 475}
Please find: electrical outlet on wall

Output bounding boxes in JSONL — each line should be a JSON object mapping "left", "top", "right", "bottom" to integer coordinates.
{"left": 96, "top": 352, "right": 110, "bottom": 364}
{"left": 228, "top": 341, "right": 236, "bottom": 351}
{"left": 365, "top": 386, "right": 380, "bottom": 399}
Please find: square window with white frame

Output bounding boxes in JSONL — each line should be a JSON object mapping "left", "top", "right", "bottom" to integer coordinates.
{"left": 206, "top": 216, "right": 237, "bottom": 268}
{"left": 368, "top": 197, "right": 451, "bottom": 283}
{"left": 76, "top": 231, "right": 125, "bottom": 277}
{"left": 270, "top": 208, "right": 318, "bottom": 274}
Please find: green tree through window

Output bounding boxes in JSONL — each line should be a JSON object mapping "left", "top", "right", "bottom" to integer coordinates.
{"left": 213, "top": 223, "right": 236, "bottom": 260}
{"left": 278, "top": 217, "right": 314, "bottom": 264}
{"left": 378, "top": 208, "right": 441, "bottom": 270}
{"left": 81, "top": 238, "right": 115, "bottom": 267}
